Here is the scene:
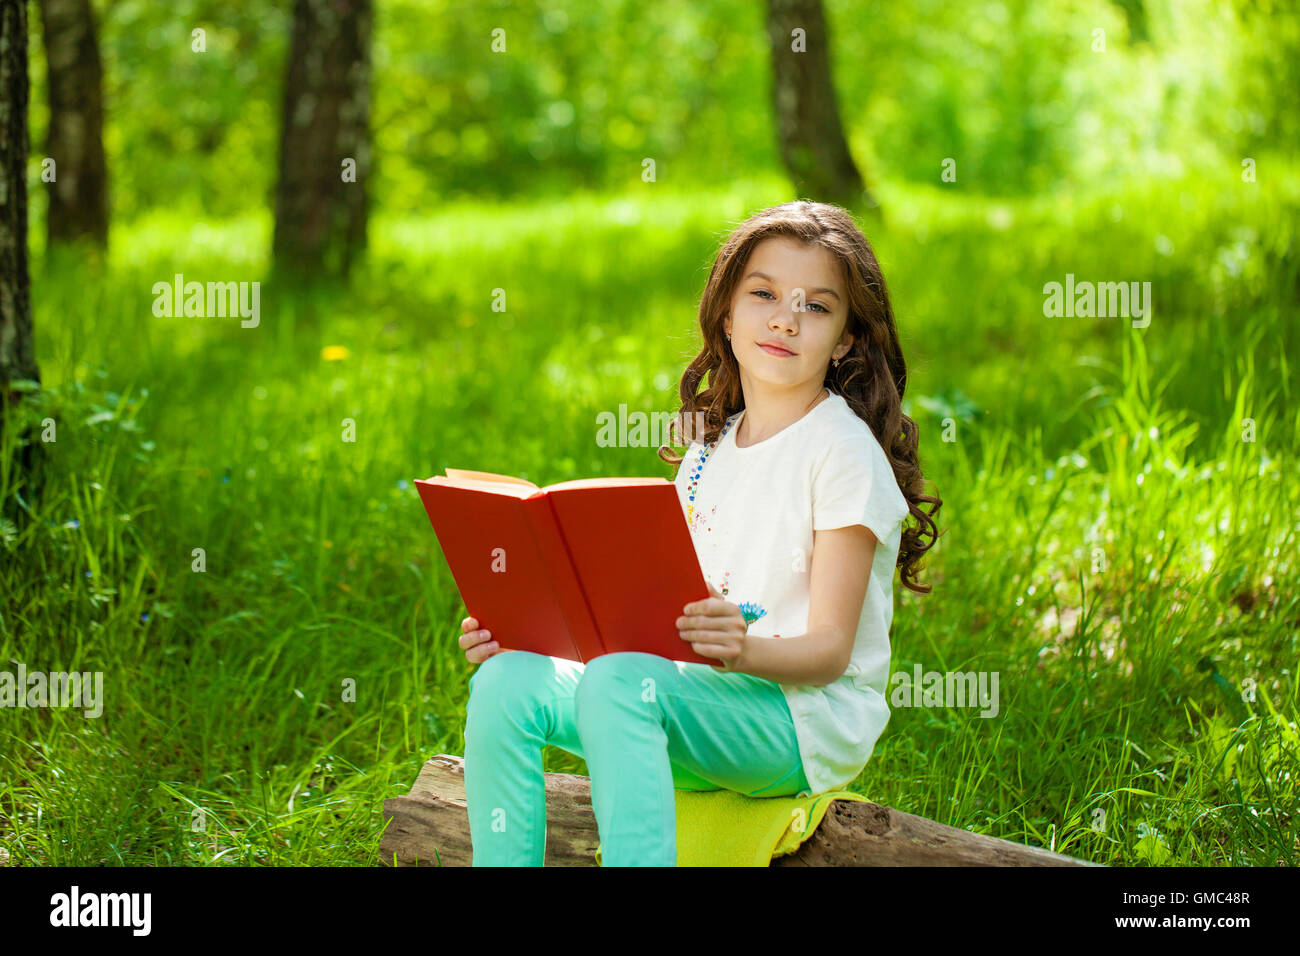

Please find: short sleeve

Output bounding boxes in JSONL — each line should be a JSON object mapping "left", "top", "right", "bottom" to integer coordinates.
{"left": 812, "top": 434, "right": 909, "bottom": 543}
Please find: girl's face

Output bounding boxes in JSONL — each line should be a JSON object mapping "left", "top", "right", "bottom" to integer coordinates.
{"left": 723, "top": 236, "right": 853, "bottom": 391}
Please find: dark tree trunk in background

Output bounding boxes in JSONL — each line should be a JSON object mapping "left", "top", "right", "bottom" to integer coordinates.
{"left": 1, "top": 0, "right": 40, "bottom": 416}
{"left": 35, "top": 0, "right": 108, "bottom": 250}
{"left": 1110, "top": 0, "right": 1151, "bottom": 45}
{"left": 763, "top": 0, "right": 876, "bottom": 213}
{"left": 272, "top": 0, "right": 372, "bottom": 281}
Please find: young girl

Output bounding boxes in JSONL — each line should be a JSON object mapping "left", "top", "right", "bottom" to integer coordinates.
{"left": 459, "top": 200, "right": 940, "bottom": 866}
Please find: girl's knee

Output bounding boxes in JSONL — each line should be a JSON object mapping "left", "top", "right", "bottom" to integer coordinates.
{"left": 576, "top": 652, "right": 671, "bottom": 717}
{"left": 578, "top": 651, "right": 661, "bottom": 688}
{"left": 468, "top": 650, "right": 544, "bottom": 702}
{"left": 465, "top": 652, "right": 560, "bottom": 740}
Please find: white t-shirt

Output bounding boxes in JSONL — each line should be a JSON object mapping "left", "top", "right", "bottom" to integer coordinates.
{"left": 672, "top": 390, "right": 910, "bottom": 796}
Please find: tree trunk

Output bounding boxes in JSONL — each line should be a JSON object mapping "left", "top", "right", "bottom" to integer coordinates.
{"left": 1110, "top": 0, "right": 1150, "bottom": 45}
{"left": 380, "top": 754, "right": 1103, "bottom": 867}
{"left": 1, "top": 0, "right": 39, "bottom": 415}
{"left": 35, "top": 0, "right": 108, "bottom": 250}
{"left": 763, "top": 0, "right": 876, "bottom": 214}
{"left": 272, "top": 0, "right": 372, "bottom": 281}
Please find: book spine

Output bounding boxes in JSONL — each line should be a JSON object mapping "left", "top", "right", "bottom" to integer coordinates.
{"left": 522, "top": 496, "right": 604, "bottom": 663}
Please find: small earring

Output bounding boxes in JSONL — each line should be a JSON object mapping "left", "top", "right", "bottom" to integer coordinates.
{"left": 725, "top": 333, "right": 731, "bottom": 341}
{"left": 833, "top": 356, "right": 840, "bottom": 368}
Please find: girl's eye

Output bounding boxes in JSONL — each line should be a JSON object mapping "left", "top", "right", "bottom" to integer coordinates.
{"left": 751, "top": 289, "right": 829, "bottom": 313}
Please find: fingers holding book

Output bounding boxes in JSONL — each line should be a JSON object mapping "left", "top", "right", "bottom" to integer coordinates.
{"left": 676, "top": 583, "right": 750, "bottom": 673}
{"left": 460, "top": 616, "right": 503, "bottom": 664}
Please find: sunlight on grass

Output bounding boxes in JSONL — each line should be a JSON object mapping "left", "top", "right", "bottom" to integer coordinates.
{"left": 3, "top": 167, "right": 1297, "bottom": 865}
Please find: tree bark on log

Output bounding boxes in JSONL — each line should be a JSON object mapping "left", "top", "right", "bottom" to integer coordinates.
{"left": 380, "top": 754, "right": 1103, "bottom": 867}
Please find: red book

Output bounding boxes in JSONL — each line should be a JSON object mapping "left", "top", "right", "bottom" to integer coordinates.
{"left": 415, "top": 468, "right": 717, "bottom": 666}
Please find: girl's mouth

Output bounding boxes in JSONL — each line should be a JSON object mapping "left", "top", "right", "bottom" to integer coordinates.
{"left": 758, "top": 343, "right": 795, "bottom": 357}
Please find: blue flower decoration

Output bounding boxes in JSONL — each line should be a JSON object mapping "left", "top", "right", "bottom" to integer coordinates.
{"left": 736, "top": 601, "right": 767, "bottom": 626}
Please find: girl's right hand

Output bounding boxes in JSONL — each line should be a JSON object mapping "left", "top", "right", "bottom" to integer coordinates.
{"left": 460, "top": 616, "right": 502, "bottom": 664}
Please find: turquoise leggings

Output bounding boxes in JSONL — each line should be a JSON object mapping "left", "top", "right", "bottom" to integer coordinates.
{"left": 464, "top": 649, "right": 809, "bottom": 866}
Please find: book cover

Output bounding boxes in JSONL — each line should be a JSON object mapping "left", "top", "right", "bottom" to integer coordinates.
{"left": 415, "top": 470, "right": 717, "bottom": 666}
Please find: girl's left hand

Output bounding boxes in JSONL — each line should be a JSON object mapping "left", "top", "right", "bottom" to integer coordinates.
{"left": 677, "top": 581, "right": 749, "bottom": 673}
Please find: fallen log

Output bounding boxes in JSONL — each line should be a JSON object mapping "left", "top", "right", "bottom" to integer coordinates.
{"left": 380, "top": 754, "right": 1103, "bottom": 866}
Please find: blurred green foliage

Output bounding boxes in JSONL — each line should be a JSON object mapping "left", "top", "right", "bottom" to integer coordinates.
{"left": 24, "top": 0, "right": 1300, "bottom": 237}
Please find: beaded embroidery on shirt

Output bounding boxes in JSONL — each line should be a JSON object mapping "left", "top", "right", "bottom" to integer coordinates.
{"left": 686, "top": 416, "right": 771, "bottom": 628}
{"left": 684, "top": 413, "right": 738, "bottom": 533}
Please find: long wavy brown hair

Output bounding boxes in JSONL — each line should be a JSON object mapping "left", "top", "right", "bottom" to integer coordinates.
{"left": 657, "top": 200, "right": 941, "bottom": 594}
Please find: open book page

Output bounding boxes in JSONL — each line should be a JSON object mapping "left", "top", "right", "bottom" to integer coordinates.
{"left": 442, "top": 468, "right": 538, "bottom": 488}
{"left": 432, "top": 470, "right": 669, "bottom": 496}
{"left": 424, "top": 475, "right": 537, "bottom": 499}
{"left": 541, "top": 476, "right": 668, "bottom": 492}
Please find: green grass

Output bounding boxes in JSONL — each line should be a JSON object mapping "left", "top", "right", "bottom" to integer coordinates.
{"left": 2, "top": 165, "right": 1297, "bottom": 865}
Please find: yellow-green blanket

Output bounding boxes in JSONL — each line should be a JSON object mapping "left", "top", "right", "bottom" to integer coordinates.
{"left": 594, "top": 787, "right": 870, "bottom": 867}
